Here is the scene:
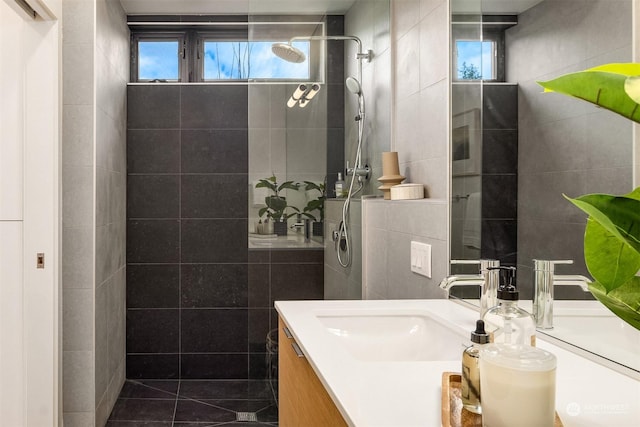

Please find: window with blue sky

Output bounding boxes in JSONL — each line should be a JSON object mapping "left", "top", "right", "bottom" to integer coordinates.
{"left": 136, "top": 39, "right": 310, "bottom": 81}
{"left": 203, "top": 41, "right": 310, "bottom": 80}
{"left": 456, "top": 40, "right": 495, "bottom": 80}
{"left": 138, "top": 41, "right": 180, "bottom": 81}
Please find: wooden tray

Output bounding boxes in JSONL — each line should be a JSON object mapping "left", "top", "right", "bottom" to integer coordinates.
{"left": 441, "top": 372, "right": 563, "bottom": 427}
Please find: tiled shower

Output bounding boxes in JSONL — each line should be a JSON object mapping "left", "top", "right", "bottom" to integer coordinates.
{"left": 118, "top": 73, "right": 325, "bottom": 427}
{"left": 111, "top": 15, "right": 346, "bottom": 424}
{"left": 125, "top": 25, "right": 344, "bottom": 383}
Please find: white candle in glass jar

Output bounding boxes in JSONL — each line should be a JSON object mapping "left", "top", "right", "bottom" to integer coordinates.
{"left": 480, "top": 344, "right": 556, "bottom": 427}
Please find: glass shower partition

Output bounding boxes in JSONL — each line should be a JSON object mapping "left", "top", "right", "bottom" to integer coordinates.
{"left": 245, "top": 11, "right": 340, "bottom": 397}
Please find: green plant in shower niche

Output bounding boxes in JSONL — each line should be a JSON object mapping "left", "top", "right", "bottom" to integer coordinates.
{"left": 300, "top": 181, "right": 326, "bottom": 222}
{"left": 538, "top": 63, "right": 640, "bottom": 331}
{"left": 255, "top": 175, "right": 300, "bottom": 222}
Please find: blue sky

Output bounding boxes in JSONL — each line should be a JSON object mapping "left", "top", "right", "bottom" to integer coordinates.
{"left": 456, "top": 40, "right": 493, "bottom": 79}
{"left": 138, "top": 40, "right": 310, "bottom": 80}
{"left": 139, "top": 41, "right": 180, "bottom": 80}
{"left": 204, "top": 41, "right": 309, "bottom": 79}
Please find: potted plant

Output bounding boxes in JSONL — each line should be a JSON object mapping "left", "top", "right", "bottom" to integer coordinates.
{"left": 538, "top": 63, "right": 640, "bottom": 330}
{"left": 256, "top": 175, "right": 300, "bottom": 236}
{"left": 301, "top": 181, "right": 326, "bottom": 236}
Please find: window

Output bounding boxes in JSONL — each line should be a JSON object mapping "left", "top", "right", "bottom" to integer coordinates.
{"left": 451, "top": 15, "right": 516, "bottom": 83}
{"left": 129, "top": 19, "right": 321, "bottom": 83}
{"left": 455, "top": 40, "right": 495, "bottom": 81}
{"left": 201, "top": 40, "right": 310, "bottom": 80}
{"left": 138, "top": 40, "right": 181, "bottom": 81}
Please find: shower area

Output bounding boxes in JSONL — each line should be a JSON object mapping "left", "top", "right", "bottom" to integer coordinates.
{"left": 103, "top": 1, "right": 390, "bottom": 424}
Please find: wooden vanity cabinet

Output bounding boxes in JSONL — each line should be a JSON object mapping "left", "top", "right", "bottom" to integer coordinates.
{"left": 278, "top": 317, "right": 348, "bottom": 427}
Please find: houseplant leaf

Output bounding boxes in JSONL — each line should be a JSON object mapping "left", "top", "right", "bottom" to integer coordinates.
{"left": 538, "top": 64, "right": 640, "bottom": 123}
{"left": 565, "top": 193, "right": 640, "bottom": 254}
{"left": 265, "top": 195, "right": 287, "bottom": 212}
{"left": 588, "top": 63, "right": 640, "bottom": 75}
{"left": 304, "top": 181, "right": 323, "bottom": 193}
{"left": 256, "top": 176, "right": 277, "bottom": 192}
{"left": 583, "top": 218, "right": 640, "bottom": 292}
{"left": 589, "top": 277, "right": 640, "bottom": 331}
{"left": 278, "top": 181, "right": 300, "bottom": 192}
{"left": 624, "top": 186, "right": 640, "bottom": 201}
{"left": 540, "top": 64, "right": 640, "bottom": 332}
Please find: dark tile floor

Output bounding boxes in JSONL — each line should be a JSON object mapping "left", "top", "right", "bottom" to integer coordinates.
{"left": 107, "top": 379, "right": 278, "bottom": 426}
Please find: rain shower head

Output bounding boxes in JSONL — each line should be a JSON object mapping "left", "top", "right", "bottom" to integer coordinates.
{"left": 345, "top": 76, "right": 362, "bottom": 95}
{"left": 271, "top": 42, "right": 306, "bottom": 63}
{"left": 273, "top": 35, "right": 372, "bottom": 65}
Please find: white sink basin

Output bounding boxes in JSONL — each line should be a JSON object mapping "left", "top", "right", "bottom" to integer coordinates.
{"left": 316, "top": 312, "right": 466, "bottom": 362}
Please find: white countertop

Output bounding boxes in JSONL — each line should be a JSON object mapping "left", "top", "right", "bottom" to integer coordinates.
{"left": 275, "top": 299, "right": 640, "bottom": 427}
{"left": 248, "top": 234, "right": 324, "bottom": 249}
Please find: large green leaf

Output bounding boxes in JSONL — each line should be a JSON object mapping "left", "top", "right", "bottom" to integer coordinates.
{"left": 538, "top": 65, "right": 640, "bottom": 123}
{"left": 625, "top": 186, "right": 640, "bottom": 201}
{"left": 304, "top": 181, "right": 325, "bottom": 193}
{"left": 589, "top": 278, "right": 640, "bottom": 331}
{"left": 584, "top": 219, "right": 640, "bottom": 292}
{"left": 256, "top": 176, "right": 277, "bottom": 192}
{"left": 265, "top": 195, "right": 287, "bottom": 212}
{"left": 565, "top": 193, "right": 640, "bottom": 254}
{"left": 587, "top": 63, "right": 640, "bottom": 75}
{"left": 278, "top": 180, "right": 300, "bottom": 192}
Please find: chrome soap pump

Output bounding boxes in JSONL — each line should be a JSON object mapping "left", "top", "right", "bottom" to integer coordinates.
{"left": 482, "top": 266, "right": 536, "bottom": 346}
{"left": 461, "top": 319, "right": 490, "bottom": 414}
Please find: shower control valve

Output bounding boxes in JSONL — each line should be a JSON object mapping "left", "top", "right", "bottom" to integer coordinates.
{"left": 346, "top": 162, "right": 371, "bottom": 180}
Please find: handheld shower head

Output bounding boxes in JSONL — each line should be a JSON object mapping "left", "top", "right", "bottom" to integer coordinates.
{"left": 271, "top": 42, "right": 306, "bottom": 63}
{"left": 346, "top": 76, "right": 365, "bottom": 120}
{"left": 345, "top": 76, "right": 362, "bottom": 95}
{"left": 345, "top": 77, "right": 362, "bottom": 95}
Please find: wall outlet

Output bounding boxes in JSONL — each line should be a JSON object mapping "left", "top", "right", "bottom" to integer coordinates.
{"left": 410, "top": 241, "right": 431, "bottom": 278}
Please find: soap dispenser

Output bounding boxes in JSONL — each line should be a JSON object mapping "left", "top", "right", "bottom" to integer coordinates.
{"left": 335, "top": 172, "right": 345, "bottom": 198}
{"left": 461, "top": 319, "right": 490, "bottom": 414}
{"left": 482, "top": 266, "right": 536, "bottom": 346}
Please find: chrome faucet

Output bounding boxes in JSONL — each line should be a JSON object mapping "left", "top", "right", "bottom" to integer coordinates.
{"left": 440, "top": 259, "right": 500, "bottom": 318}
{"left": 533, "top": 259, "right": 592, "bottom": 329}
{"left": 290, "top": 217, "right": 311, "bottom": 242}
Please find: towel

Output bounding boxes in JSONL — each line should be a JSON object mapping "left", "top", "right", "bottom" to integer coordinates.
{"left": 251, "top": 180, "right": 270, "bottom": 207}
{"left": 463, "top": 192, "right": 481, "bottom": 249}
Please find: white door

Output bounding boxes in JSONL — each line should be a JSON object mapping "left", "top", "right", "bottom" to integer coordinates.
{"left": 0, "top": 0, "right": 61, "bottom": 425}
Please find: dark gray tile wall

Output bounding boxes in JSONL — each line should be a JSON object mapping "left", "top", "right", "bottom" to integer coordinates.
{"left": 506, "top": 0, "right": 633, "bottom": 299}
{"left": 326, "top": 15, "right": 346, "bottom": 197}
{"left": 480, "top": 84, "right": 518, "bottom": 267}
{"left": 126, "top": 85, "right": 325, "bottom": 380}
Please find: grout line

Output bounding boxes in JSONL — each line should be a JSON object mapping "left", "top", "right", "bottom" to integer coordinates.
{"left": 174, "top": 88, "right": 182, "bottom": 426}
{"left": 171, "top": 380, "right": 180, "bottom": 426}
{"left": 178, "top": 85, "right": 183, "bottom": 383}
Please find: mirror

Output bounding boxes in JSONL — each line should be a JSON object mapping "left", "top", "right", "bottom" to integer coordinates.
{"left": 449, "top": 0, "right": 640, "bottom": 377}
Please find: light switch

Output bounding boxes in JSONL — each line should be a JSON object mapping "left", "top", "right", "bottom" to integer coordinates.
{"left": 410, "top": 241, "right": 432, "bottom": 278}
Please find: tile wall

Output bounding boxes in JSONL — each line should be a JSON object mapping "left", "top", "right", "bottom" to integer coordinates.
{"left": 126, "top": 85, "right": 325, "bottom": 381}
{"left": 62, "top": 1, "right": 96, "bottom": 424}
{"left": 362, "top": 0, "right": 450, "bottom": 300}
{"left": 479, "top": 84, "right": 518, "bottom": 266}
{"left": 126, "top": 85, "right": 250, "bottom": 379}
{"left": 62, "top": 0, "right": 129, "bottom": 424}
{"left": 507, "top": 0, "right": 634, "bottom": 295}
{"left": 95, "top": 0, "right": 129, "bottom": 422}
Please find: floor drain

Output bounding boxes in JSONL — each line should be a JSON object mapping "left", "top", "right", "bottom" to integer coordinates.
{"left": 236, "top": 412, "right": 258, "bottom": 422}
